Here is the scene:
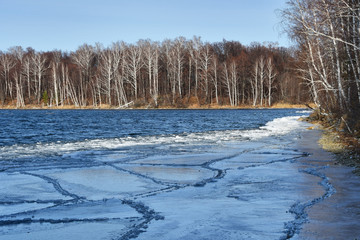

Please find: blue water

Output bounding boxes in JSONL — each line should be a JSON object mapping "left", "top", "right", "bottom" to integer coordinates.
{"left": 0, "top": 109, "right": 305, "bottom": 146}
{"left": 0, "top": 108, "right": 309, "bottom": 172}
{"left": 0, "top": 108, "right": 314, "bottom": 239}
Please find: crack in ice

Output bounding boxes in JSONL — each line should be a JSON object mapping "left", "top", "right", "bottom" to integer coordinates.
{"left": 281, "top": 165, "right": 336, "bottom": 240}
{"left": 20, "top": 172, "right": 84, "bottom": 201}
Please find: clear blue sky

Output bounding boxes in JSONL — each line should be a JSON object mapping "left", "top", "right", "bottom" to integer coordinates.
{"left": 1, "top": 0, "right": 289, "bottom": 52}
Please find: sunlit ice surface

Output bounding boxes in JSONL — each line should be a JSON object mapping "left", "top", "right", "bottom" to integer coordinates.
{"left": 2, "top": 109, "right": 359, "bottom": 239}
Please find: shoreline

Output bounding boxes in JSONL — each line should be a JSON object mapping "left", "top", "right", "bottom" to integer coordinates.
{"left": 0, "top": 103, "right": 312, "bottom": 110}
{"left": 294, "top": 125, "right": 360, "bottom": 239}
{"left": 302, "top": 116, "right": 360, "bottom": 176}
{"left": 318, "top": 127, "right": 360, "bottom": 176}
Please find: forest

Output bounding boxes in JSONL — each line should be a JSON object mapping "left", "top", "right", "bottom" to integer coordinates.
{"left": 0, "top": 38, "right": 309, "bottom": 109}
{"left": 1, "top": 0, "right": 359, "bottom": 134}
{"left": 282, "top": 0, "right": 360, "bottom": 135}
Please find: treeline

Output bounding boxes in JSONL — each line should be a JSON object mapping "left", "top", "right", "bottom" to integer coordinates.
{"left": 282, "top": 0, "right": 360, "bottom": 133}
{"left": 0, "top": 37, "right": 309, "bottom": 108}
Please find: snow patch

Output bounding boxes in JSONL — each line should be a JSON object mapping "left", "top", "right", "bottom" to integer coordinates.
{"left": 241, "top": 116, "right": 310, "bottom": 140}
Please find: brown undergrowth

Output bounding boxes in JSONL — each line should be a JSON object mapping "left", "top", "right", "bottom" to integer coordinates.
{"left": 305, "top": 110, "right": 360, "bottom": 176}
{"left": 0, "top": 102, "right": 312, "bottom": 110}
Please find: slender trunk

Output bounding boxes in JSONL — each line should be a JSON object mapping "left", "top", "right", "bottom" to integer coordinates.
{"left": 323, "top": 0, "right": 347, "bottom": 110}
{"left": 188, "top": 57, "right": 191, "bottom": 98}
{"left": 53, "top": 62, "right": 59, "bottom": 106}
{"left": 253, "top": 61, "right": 258, "bottom": 106}
{"left": 213, "top": 60, "right": 219, "bottom": 105}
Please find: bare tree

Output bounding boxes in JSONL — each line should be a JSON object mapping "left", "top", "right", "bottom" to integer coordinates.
{"left": 0, "top": 52, "right": 16, "bottom": 104}
{"left": 10, "top": 47, "right": 25, "bottom": 107}
{"left": 152, "top": 44, "right": 160, "bottom": 106}
{"left": 173, "top": 37, "right": 185, "bottom": 98}
{"left": 230, "top": 61, "right": 238, "bottom": 106}
{"left": 126, "top": 44, "right": 142, "bottom": 100}
{"left": 98, "top": 46, "right": 114, "bottom": 106}
{"left": 222, "top": 60, "right": 238, "bottom": 106}
{"left": 0, "top": 37, "right": 307, "bottom": 109}
{"left": 14, "top": 71, "right": 25, "bottom": 107}
{"left": 22, "top": 54, "right": 32, "bottom": 103}
{"left": 188, "top": 36, "right": 202, "bottom": 100}
{"left": 266, "top": 57, "right": 277, "bottom": 106}
{"left": 199, "top": 43, "right": 212, "bottom": 103}
{"left": 140, "top": 40, "right": 160, "bottom": 106}
{"left": 64, "top": 63, "right": 80, "bottom": 107}
{"left": 210, "top": 55, "right": 219, "bottom": 104}
{"left": 31, "top": 52, "right": 48, "bottom": 104}
{"left": 251, "top": 59, "right": 259, "bottom": 106}
{"left": 162, "top": 39, "right": 179, "bottom": 104}
{"left": 110, "top": 42, "right": 128, "bottom": 107}
{"left": 281, "top": 0, "right": 359, "bottom": 115}
{"left": 59, "top": 62, "right": 68, "bottom": 106}
{"left": 51, "top": 51, "right": 62, "bottom": 106}
{"left": 258, "top": 56, "right": 265, "bottom": 106}
{"left": 71, "top": 44, "right": 95, "bottom": 106}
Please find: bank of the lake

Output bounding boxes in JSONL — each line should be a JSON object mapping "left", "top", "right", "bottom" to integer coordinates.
{"left": 317, "top": 128, "right": 360, "bottom": 176}
{"left": 303, "top": 113, "right": 360, "bottom": 177}
{"left": 0, "top": 102, "right": 312, "bottom": 110}
{"left": 294, "top": 127, "right": 360, "bottom": 239}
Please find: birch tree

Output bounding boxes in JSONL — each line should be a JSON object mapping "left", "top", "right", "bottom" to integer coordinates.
{"left": 251, "top": 60, "right": 259, "bottom": 106}
{"left": 10, "top": 47, "right": 25, "bottom": 107}
{"left": 141, "top": 40, "right": 159, "bottom": 105}
{"left": 266, "top": 57, "right": 277, "bottom": 106}
{"left": 222, "top": 60, "right": 238, "bottom": 106}
{"left": 0, "top": 37, "right": 307, "bottom": 109}
{"left": 111, "top": 42, "right": 128, "bottom": 107}
{"left": 188, "top": 36, "right": 202, "bottom": 99}
{"left": 173, "top": 37, "right": 185, "bottom": 98}
{"left": 282, "top": 0, "right": 359, "bottom": 115}
{"left": 222, "top": 62, "right": 232, "bottom": 105}
{"left": 31, "top": 52, "right": 47, "bottom": 104}
{"left": 258, "top": 56, "right": 265, "bottom": 106}
{"left": 199, "top": 44, "right": 212, "bottom": 103}
{"left": 51, "top": 51, "right": 62, "bottom": 106}
{"left": 210, "top": 55, "right": 219, "bottom": 104}
{"left": 22, "top": 55, "right": 32, "bottom": 103}
{"left": 71, "top": 44, "right": 95, "bottom": 106}
{"left": 0, "top": 52, "right": 16, "bottom": 104}
{"left": 126, "top": 44, "right": 142, "bottom": 100}
{"left": 98, "top": 47, "right": 114, "bottom": 105}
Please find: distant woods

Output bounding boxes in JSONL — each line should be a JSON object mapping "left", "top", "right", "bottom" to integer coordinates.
{"left": 0, "top": 38, "right": 309, "bottom": 108}
{"left": 282, "top": 0, "right": 360, "bottom": 133}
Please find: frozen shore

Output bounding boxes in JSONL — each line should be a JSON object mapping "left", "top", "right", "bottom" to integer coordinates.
{"left": 1, "top": 116, "right": 360, "bottom": 239}
{"left": 293, "top": 129, "right": 360, "bottom": 240}
{"left": 131, "top": 126, "right": 360, "bottom": 240}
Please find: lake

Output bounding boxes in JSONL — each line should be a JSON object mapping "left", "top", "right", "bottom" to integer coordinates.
{"left": 0, "top": 109, "right": 321, "bottom": 239}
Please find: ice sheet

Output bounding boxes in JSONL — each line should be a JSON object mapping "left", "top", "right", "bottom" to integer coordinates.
{"left": 116, "top": 164, "right": 215, "bottom": 185}
{"left": 2, "top": 114, "right": 360, "bottom": 239}
{"left": 43, "top": 166, "right": 165, "bottom": 200}
{"left": 131, "top": 152, "right": 231, "bottom": 165}
{"left": 0, "top": 172, "right": 71, "bottom": 202}
{"left": 2, "top": 222, "right": 130, "bottom": 240}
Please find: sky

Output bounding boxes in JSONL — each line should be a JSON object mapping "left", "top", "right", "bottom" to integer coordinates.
{"left": 1, "top": 0, "right": 290, "bottom": 52}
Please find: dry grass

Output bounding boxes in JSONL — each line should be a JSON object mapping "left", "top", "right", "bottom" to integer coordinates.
{"left": 318, "top": 130, "right": 345, "bottom": 154}
{"left": 270, "top": 102, "right": 315, "bottom": 109}
{"left": 312, "top": 122, "right": 360, "bottom": 176}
